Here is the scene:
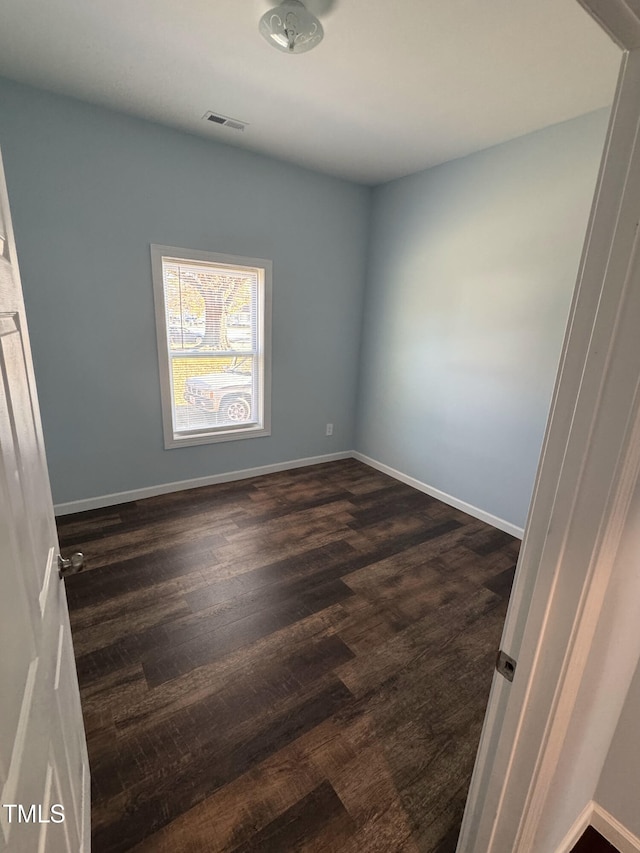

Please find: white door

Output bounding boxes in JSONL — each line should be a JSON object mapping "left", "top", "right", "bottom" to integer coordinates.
{"left": 0, "top": 151, "right": 89, "bottom": 851}
{"left": 458, "top": 8, "right": 640, "bottom": 851}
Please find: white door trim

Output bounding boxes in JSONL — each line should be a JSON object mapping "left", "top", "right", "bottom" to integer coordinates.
{"left": 554, "top": 802, "right": 640, "bottom": 853}
{"left": 590, "top": 803, "right": 640, "bottom": 853}
{"left": 458, "top": 2, "right": 640, "bottom": 849}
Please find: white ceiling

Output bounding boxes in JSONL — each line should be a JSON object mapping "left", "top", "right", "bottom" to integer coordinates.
{"left": 0, "top": 0, "right": 621, "bottom": 184}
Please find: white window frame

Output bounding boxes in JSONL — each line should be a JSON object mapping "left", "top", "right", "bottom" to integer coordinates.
{"left": 150, "top": 244, "right": 272, "bottom": 449}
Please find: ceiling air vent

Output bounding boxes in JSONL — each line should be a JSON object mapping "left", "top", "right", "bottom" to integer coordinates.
{"left": 203, "top": 111, "right": 247, "bottom": 132}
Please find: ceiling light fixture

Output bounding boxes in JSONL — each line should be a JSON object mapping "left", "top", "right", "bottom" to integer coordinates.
{"left": 259, "top": 0, "right": 324, "bottom": 54}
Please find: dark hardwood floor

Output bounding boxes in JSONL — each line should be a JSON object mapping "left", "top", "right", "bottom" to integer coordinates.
{"left": 58, "top": 459, "right": 520, "bottom": 852}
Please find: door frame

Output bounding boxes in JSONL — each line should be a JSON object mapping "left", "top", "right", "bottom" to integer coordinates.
{"left": 458, "top": 3, "right": 640, "bottom": 850}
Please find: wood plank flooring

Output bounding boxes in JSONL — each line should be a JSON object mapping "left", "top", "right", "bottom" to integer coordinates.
{"left": 58, "top": 459, "right": 520, "bottom": 852}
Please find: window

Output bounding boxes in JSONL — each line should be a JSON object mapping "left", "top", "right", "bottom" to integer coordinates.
{"left": 150, "top": 245, "right": 272, "bottom": 448}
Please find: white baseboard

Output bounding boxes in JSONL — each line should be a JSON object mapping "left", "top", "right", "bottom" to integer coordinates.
{"left": 53, "top": 451, "right": 352, "bottom": 516}
{"left": 591, "top": 803, "right": 640, "bottom": 853}
{"left": 555, "top": 801, "right": 595, "bottom": 853}
{"left": 555, "top": 801, "right": 640, "bottom": 853}
{"left": 54, "top": 449, "right": 525, "bottom": 540}
{"left": 352, "top": 452, "right": 524, "bottom": 539}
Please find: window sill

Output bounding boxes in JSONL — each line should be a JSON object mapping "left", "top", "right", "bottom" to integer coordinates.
{"left": 165, "top": 423, "right": 271, "bottom": 449}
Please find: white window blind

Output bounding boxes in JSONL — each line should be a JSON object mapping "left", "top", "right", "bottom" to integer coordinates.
{"left": 151, "top": 246, "right": 272, "bottom": 448}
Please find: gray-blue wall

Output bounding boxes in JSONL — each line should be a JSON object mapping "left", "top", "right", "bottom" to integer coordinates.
{"left": 0, "top": 78, "right": 370, "bottom": 504}
{"left": 355, "top": 109, "right": 610, "bottom": 530}
{"left": 0, "top": 76, "right": 611, "bottom": 524}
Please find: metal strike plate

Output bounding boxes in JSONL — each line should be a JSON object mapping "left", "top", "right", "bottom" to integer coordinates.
{"left": 496, "top": 649, "right": 517, "bottom": 682}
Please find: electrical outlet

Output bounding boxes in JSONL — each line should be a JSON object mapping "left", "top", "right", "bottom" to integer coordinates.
{"left": 326, "top": 423, "right": 333, "bottom": 436}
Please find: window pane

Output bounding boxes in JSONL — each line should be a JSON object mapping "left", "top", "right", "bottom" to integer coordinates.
{"left": 172, "top": 355, "right": 256, "bottom": 432}
{"left": 152, "top": 245, "right": 271, "bottom": 447}
{"left": 160, "top": 258, "right": 262, "bottom": 435}
{"left": 163, "top": 261, "right": 257, "bottom": 354}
